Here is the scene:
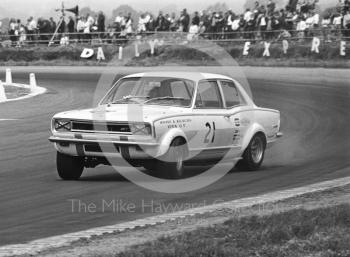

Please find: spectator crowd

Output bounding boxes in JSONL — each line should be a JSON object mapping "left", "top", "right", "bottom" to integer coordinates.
{"left": 2, "top": 0, "right": 350, "bottom": 46}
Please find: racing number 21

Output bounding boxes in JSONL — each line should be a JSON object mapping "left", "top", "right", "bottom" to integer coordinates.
{"left": 204, "top": 122, "right": 216, "bottom": 143}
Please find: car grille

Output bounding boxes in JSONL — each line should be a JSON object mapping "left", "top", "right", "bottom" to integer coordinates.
{"left": 84, "top": 143, "right": 120, "bottom": 153}
{"left": 84, "top": 143, "right": 103, "bottom": 152}
{"left": 71, "top": 121, "right": 131, "bottom": 134}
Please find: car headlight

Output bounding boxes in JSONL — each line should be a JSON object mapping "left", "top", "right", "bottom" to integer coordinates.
{"left": 53, "top": 119, "right": 71, "bottom": 132}
{"left": 129, "top": 123, "right": 152, "bottom": 135}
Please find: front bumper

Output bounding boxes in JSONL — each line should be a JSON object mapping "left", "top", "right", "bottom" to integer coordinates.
{"left": 49, "top": 136, "right": 159, "bottom": 159}
{"left": 49, "top": 136, "right": 159, "bottom": 146}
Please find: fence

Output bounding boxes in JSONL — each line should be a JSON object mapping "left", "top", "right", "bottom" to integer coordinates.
{"left": 1, "top": 28, "right": 350, "bottom": 47}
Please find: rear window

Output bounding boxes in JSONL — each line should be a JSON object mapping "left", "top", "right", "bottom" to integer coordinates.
{"left": 220, "top": 80, "right": 245, "bottom": 108}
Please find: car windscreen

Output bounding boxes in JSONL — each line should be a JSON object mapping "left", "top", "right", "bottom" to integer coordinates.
{"left": 101, "top": 77, "right": 195, "bottom": 107}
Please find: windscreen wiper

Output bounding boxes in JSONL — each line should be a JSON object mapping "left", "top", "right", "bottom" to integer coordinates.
{"left": 144, "top": 96, "right": 185, "bottom": 104}
{"left": 110, "top": 95, "right": 149, "bottom": 104}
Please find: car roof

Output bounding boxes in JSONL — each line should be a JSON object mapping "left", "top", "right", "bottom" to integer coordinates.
{"left": 123, "top": 72, "right": 233, "bottom": 82}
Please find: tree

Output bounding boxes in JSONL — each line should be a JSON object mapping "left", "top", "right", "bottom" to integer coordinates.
{"left": 322, "top": 6, "right": 338, "bottom": 18}
{"left": 206, "top": 2, "right": 230, "bottom": 13}
{"left": 107, "top": 5, "right": 140, "bottom": 28}
{"left": 244, "top": 0, "right": 286, "bottom": 11}
{"left": 79, "top": 7, "right": 98, "bottom": 18}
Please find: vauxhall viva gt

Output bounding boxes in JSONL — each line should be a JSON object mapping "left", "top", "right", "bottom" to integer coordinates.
{"left": 49, "top": 72, "right": 282, "bottom": 180}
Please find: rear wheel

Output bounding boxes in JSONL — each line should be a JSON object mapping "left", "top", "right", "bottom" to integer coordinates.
{"left": 236, "top": 133, "right": 266, "bottom": 171}
{"left": 56, "top": 152, "right": 84, "bottom": 180}
{"left": 156, "top": 137, "right": 187, "bottom": 179}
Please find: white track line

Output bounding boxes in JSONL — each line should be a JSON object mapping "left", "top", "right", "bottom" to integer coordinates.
{"left": 1, "top": 172, "right": 350, "bottom": 257}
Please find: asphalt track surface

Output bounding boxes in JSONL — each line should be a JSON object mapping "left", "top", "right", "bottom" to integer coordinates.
{"left": 0, "top": 66, "right": 349, "bottom": 246}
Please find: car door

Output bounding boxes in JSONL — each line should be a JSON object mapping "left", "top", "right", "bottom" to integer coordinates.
{"left": 219, "top": 80, "right": 250, "bottom": 151}
{"left": 190, "top": 80, "right": 236, "bottom": 160}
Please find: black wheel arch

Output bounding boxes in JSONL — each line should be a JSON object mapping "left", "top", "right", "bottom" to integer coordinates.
{"left": 170, "top": 136, "right": 189, "bottom": 157}
{"left": 254, "top": 131, "right": 267, "bottom": 148}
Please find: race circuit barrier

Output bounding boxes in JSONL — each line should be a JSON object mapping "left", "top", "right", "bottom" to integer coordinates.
{"left": 79, "top": 37, "right": 348, "bottom": 61}
{"left": 0, "top": 69, "right": 46, "bottom": 103}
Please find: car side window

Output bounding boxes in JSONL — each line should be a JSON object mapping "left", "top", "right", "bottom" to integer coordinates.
{"left": 195, "top": 80, "right": 223, "bottom": 109}
{"left": 169, "top": 81, "right": 192, "bottom": 100}
{"left": 220, "top": 80, "right": 245, "bottom": 108}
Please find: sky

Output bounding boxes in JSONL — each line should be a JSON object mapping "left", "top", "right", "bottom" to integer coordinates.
{"left": 0, "top": 0, "right": 247, "bottom": 19}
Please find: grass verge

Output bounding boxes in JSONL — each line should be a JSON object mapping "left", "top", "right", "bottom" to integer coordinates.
{"left": 117, "top": 204, "right": 350, "bottom": 257}
{"left": 0, "top": 42, "right": 350, "bottom": 68}
{"left": 4, "top": 85, "right": 30, "bottom": 99}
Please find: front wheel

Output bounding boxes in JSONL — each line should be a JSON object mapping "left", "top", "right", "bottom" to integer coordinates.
{"left": 143, "top": 160, "right": 156, "bottom": 171}
{"left": 56, "top": 152, "right": 84, "bottom": 180}
{"left": 236, "top": 133, "right": 266, "bottom": 171}
{"left": 156, "top": 138, "right": 187, "bottom": 179}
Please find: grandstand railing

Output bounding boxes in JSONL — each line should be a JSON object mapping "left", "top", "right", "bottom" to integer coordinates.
{"left": 1, "top": 28, "right": 349, "bottom": 46}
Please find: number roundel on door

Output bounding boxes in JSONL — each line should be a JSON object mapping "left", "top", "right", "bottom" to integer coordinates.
{"left": 204, "top": 122, "right": 216, "bottom": 144}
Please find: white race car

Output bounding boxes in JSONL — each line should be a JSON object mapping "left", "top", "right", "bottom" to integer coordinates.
{"left": 49, "top": 72, "right": 282, "bottom": 180}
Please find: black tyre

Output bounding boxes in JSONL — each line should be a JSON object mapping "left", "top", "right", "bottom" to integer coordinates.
{"left": 236, "top": 133, "right": 266, "bottom": 171}
{"left": 143, "top": 160, "right": 156, "bottom": 171}
{"left": 142, "top": 160, "right": 160, "bottom": 177}
{"left": 156, "top": 137, "right": 187, "bottom": 179}
{"left": 56, "top": 152, "right": 84, "bottom": 180}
